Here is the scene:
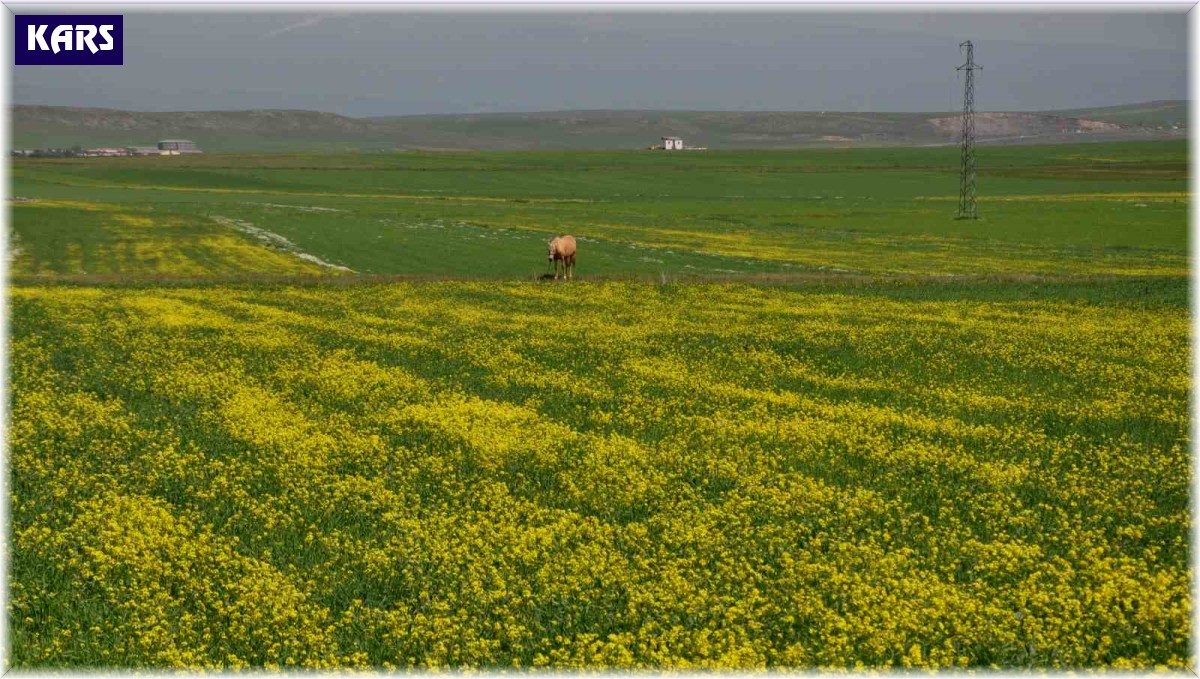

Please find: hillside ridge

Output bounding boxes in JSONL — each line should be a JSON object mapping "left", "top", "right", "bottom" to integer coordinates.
{"left": 12, "top": 101, "right": 1187, "bottom": 152}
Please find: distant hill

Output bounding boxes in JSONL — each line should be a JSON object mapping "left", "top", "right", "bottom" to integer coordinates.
{"left": 11, "top": 101, "right": 1187, "bottom": 152}
{"left": 12, "top": 106, "right": 388, "bottom": 153}
{"left": 1037, "top": 100, "right": 1187, "bottom": 129}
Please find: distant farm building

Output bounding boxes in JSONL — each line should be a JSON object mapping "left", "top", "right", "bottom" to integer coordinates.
{"left": 661, "top": 136, "right": 684, "bottom": 150}
{"left": 157, "top": 139, "right": 202, "bottom": 154}
{"left": 12, "top": 141, "right": 204, "bottom": 158}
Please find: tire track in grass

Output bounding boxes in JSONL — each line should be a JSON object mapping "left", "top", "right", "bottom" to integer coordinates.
{"left": 210, "top": 216, "right": 356, "bottom": 273}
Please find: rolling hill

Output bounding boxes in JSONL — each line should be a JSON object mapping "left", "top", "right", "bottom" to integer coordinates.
{"left": 11, "top": 101, "right": 1187, "bottom": 152}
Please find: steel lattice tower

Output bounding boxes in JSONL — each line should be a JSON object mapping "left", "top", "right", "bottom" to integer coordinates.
{"left": 956, "top": 41, "right": 981, "bottom": 220}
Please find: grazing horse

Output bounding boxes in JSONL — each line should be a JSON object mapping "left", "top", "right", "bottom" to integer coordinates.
{"left": 547, "top": 235, "right": 577, "bottom": 280}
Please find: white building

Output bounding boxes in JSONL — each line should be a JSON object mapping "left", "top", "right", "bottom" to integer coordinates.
{"left": 661, "top": 136, "right": 684, "bottom": 150}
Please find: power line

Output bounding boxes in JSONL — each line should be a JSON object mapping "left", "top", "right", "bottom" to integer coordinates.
{"left": 956, "top": 40, "right": 981, "bottom": 220}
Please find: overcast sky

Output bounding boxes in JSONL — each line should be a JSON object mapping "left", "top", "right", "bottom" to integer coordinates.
{"left": 10, "top": 8, "right": 1190, "bottom": 117}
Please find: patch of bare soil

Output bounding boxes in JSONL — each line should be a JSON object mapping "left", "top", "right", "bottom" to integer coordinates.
{"left": 927, "top": 112, "right": 1123, "bottom": 137}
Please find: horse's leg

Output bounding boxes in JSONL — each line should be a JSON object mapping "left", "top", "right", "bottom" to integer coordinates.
{"left": 554, "top": 258, "right": 560, "bottom": 280}
{"left": 569, "top": 254, "right": 575, "bottom": 280}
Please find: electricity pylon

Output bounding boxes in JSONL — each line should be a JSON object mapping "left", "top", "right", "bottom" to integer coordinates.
{"left": 956, "top": 40, "right": 981, "bottom": 220}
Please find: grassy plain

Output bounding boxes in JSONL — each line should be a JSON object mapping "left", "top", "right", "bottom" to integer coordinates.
{"left": 7, "top": 141, "right": 1192, "bottom": 669}
{"left": 10, "top": 141, "right": 1188, "bottom": 279}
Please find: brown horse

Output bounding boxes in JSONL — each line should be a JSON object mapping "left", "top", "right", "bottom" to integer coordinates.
{"left": 547, "top": 235, "right": 577, "bottom": 280}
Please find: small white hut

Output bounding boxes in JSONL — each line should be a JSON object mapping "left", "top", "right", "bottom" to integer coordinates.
{"left": 661, "top": 136, "right": 684, "bottom": 150}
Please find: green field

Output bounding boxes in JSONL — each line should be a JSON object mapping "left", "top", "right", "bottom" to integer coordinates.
{"left": 7, "top": 141, "right": 1192, "bottom": 669}
{"left": 10, "top": 141, "right": 1187, "bottom": 280}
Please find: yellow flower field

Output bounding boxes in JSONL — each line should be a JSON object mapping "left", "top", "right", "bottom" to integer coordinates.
{"left": 8, "top": 280, "right": 1191, "bottom": 669}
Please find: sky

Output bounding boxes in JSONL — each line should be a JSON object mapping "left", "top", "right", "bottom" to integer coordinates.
{"left": 9, "top": 7, "right": 1191, "bottom": 117}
